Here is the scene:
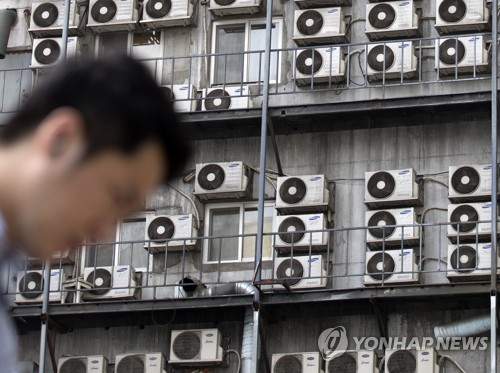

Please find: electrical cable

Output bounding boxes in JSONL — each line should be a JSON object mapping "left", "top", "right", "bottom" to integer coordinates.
{"left": 225, "top": 349, "right": 242, "bottom": 373}
{"left": 438, "top": 354, "right": 467, "bottom": 373}
{"left": 151, "top": 298, "right": 176, "bottom": 326}
{"left": 167, "top": 183, "right": 201, "bottom": 229}
{"left": 421, "top": 207, "right": 448, "bottom": 222}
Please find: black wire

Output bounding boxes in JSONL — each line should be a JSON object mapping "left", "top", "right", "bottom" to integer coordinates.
{"left": 151, "top": 298, "right": 176, "bottom": 326}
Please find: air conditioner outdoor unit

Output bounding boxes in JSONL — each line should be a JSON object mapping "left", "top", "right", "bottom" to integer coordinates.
{"left": 366, "top": 41, "right": 418, "bottom": 81}
{"left": 194, "top": 161, "right": 251, "bottom": 200}
{"left": 274, "top": 255, "right": 327, "bottom": 290}
{"left": 15, "top": 269, "right": 65, "bottom": 304}
{"left": 58, "top": 355, "right": 108, "bottom": 373}
{"left": 366, "top": 207, "right": 420, "bottom": 247}
{"left": 447, "top": 243, "right": 500, "bottom": 281}
{"left": 364, "top": 249, "right": 419, "bottom": 285}
{"left": 436, "top": 35, "right": 489, "bottom": 75}
{"left": 169, "top": 329, "right": 224, "bottom": 365}
{"left": 209, "top": 0, "right": 262, "bottom": 16}
{"left": 271, "top": 352, "right": 323, "bottom": 373}
{"left": 385, "top": 349, "right": 438, "bottom": 373}
{"left": 293, "top": 8, "right": 347, "bottom": 46}
{"left": 276, "top": 174, "right": 333, "bottom": 214}
{"left": 82, "top": 265, "right": 137, "bottom": 300}
{"left": 274, "top": 214, "right": 329, "bottom": 252}
{"left": 294, "top": 46, "right": 345, "bottom": 86}
{"left": 326, "top": 350, "right": 378, "bottom": 373}
{"left": 365, "top": 0, "right": 420, "bottom": 40}
{"left": 144, "top": 214, "right": 198, "bottom": 252}
{"left": 202, "top": 86, "right": 253, "bottom": 111}
{"left": 435, "top": 0, "right": 490, "bottom": 34}
{"left": 447, "top": 202, "right": 498, "bottom": 242}
{"left": 88, "top": 0, "right": 139, "bottom": 32}
{"left": 141, "top": 0, "right": 195, "bottom": 28}
{"left": 160, "top": 85, "right": 197, "bottom": 112}
{"left": 29, "top": 0, "right": 80, "bottom": 37}
{"left": 448, "top": 164, "right": 497, "bottom": 202}
{"left": 30, "top": 36, "right": 78, "bottom": 69}
{"left": 364, "top": 168, "right": 422, "bottom": 208}
{"left": 115, "top": 353, "right": 165, "bottom": 373}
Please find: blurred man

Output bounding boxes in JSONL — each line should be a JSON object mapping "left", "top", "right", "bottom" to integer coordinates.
{"left": 0, "top": 55, "right": 190, "bottom": 372}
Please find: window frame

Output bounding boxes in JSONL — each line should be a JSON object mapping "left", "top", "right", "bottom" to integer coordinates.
{"left": 94, "top": 31, "right": 165, "bottom": 83}
{"left": 210, "top": 18, "right": 283, "bottom": 87}
{"left": 203, "top": 201, "right": 275, "bottom": 264}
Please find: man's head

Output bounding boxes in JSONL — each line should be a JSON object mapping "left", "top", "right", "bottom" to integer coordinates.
{"left": 0, "top": 55, "right": 190, "bottom": 258}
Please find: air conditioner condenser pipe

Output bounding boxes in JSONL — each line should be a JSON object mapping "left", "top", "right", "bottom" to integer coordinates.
{"left": 201, "top": 282, "right": 257, "bottom": 373}
{"left": 434, "top": 314, "right": 491, "bottom": 338}
{"left": 0, "top": 9, "right": 17, "bottom": 59}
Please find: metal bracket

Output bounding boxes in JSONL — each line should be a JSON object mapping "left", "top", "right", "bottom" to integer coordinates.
{"left": 266, "top": 112, "right": 284, "bottom": 177}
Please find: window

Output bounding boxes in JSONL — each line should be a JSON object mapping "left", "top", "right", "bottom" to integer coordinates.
{"left": 211, "top": 19, "right": 282, "bottom": 86}
{"left": 116, "top": 213, "right": 152, "bottom": 271}
{"left": 95, "top": 31, "right": 163, "bottom": 80}
{"left": 84, "top": 229, "right": 116, "bottom": 268}
{"left": 204, "top": 202, "right": 274, "bottom": 263}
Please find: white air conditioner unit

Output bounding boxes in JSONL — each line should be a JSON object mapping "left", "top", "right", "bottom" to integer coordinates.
{"left": 276, "top": 174, "right": 333, "bottom": 214}
{"left": 202, "top": 86, "right": 253, "bottom": 111}
{"left": 141, "top": 0, "right": 195, "bottom": 28}
{"left": 194, "top": 161, "right": 251, "bottom": 200}
{"left": 366, "top": 207, "right": 420, "bottom": 247}
{"left": 367, "top": 41, "right": 417, "bottom": 81}
{"left": 30, "top": 36, "right": 78, "bottom": 69}
{"left": 447, "top": 202, "right": 498, "bottom": 242}
{"left": 29, "top": 0, "right": 80, "bottom": 37}
{"left": 209, "top": 0, "right": 262, "bottom": 16}
{"left": 58, "top": 355, "right": 108, "bottom": 373}
{"left": 364, "top": 168, "right": 422, "bottom": 208}
{"left": 169, "top": 329, "right": 224, "bottom": 365}
{"left": 326, "top": 350, "right": 378, "bottom": 373}
{"left": 160, "top": 85, "right": 197, "bottom": 112}
{"left": 144, "top": 214, "right": 198, "bottom": 252}
{"left": 274, "top": 255, "right": 327, "bottom": 290}
{"left": 385, "top": 349, "right": 438, "bottom": 373}
{"left": 115, "top": 353, "right": 165, "bottom": 373}
{"left": 436, "top": 35, "right": 489, "bottom": 75}
{"left": 15, "top": 269, "right": 65, "bottom": 304}
{"left": 82, "top": 266, "right": 137, "bottom": 300}
{"left": 448, "top": 164, "right": 497, "bottom": 202}
{"left": 293, "top": 8, "right": 347, "bottom": 46}
{"left": 295, "top": 46, "right": 345, "bottom": 86}
{"left": 88, "top": 0, "right": 139, "bottom": 32}
{"left": 364, "top": 249, "right": 419, "bottom": 285}
{"left": 435, "top": 0, "right": 490, "bottom": 34}
{"left": 365, "top": 1, "right": 420, "bottom": 40}
{"left": 272, "top": 352, "right": 323, "bottom": 373}
{"left": 447, "top": 243, "right": 500, "bottom": 281}
{"left": 274, "top": 214, "right": 329, "bottom": 251}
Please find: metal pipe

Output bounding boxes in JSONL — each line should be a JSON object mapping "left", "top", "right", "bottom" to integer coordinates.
{"left": 491, "top": 0, "right": 498, "bottom": 368}
{"left": 434, "top": 314, "right": 491, "bottom": 337}
{"left": 60, "top": 0, "right": 72, "bottom": 59}
{"left": 38, "top": 262, "right": 51, "bottom": 373}
{"left": 241, "top": 306, "right": 255, "bottom": 373}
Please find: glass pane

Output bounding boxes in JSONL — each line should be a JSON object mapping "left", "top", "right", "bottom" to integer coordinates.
{"left": 214, "top": 25, "right": 245, "bottom": 85}
{"left": 242, "top": 206, "right": 273, "bottom": 260}
{"left": 248, "top": 23, "right": 280, "bottom": 82}
{"left": 132, "top": 32, "right": 162, "bottom": 80}
{"left": 208, "top": 208, "right": 240, "bottom": 261}
{"left": 85, "top": 229, "right": 116, "bottom": 268}
{"left": 118, "top": 218, "right": 148, "bottom": 269}
{"left": 98, "top": 33, "right": 128, "bottom": 58}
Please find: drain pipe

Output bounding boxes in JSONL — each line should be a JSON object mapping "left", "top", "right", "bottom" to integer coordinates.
{"left": 434, "top": 314, "right": 491, "bottom": 337}
{"left": 203, "top": 282, "right": 257, "bottom": 373}
{"left": 0, "top": 9, "right": 17, "bottom": 59}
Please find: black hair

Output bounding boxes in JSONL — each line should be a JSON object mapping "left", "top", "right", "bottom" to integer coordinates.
{"left": 0, "top": 54, "right": 191, "bottom": 181}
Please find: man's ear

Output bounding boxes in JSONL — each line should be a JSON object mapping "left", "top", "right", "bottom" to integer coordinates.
{"left": 33, "top": 107, "right": 85, "bottom": 164}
